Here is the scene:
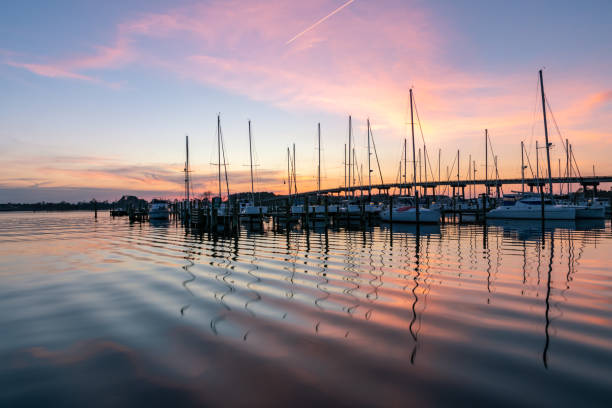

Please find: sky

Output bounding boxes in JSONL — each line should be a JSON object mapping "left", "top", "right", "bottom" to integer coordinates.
{"left": 1, "top": 0, "right": 611, "bottom": 202}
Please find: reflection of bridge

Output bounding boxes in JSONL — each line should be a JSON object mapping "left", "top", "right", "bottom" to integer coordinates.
{"left": 293, "top": 176, "right": 612, "bottom": 197}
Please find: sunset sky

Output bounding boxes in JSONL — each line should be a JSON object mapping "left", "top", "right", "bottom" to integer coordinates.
{"left": 1, "top": 0, "right": 611, "bottom": 202}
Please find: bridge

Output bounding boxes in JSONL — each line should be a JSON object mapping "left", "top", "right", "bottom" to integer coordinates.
{"left": 292, "top": 176, "right": 612, "bottom": 197}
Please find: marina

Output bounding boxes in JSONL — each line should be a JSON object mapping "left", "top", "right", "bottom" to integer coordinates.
{"left": 2, "top": 1, "right": 611, "bottom": 406}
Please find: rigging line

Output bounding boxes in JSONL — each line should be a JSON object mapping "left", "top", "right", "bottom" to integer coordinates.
{"left": 369, "top": 125, "right": 385, "bottom": 185}
{"left": 544, "top": 95, "right": 569, "bottom": 155}
{"left": 570, "top": 146, "right": 582, "bottom": 178}
{"left": 395, "top": 159, "right": 404, "bottom": 195}
{"left": 524, "top": 146, "right": 537, "bottom": 179}
{"left": 220, "top": 125, "right": 230, "bottom": 200}
{"left": 412, "top": 92, "right": 436, "bottom": 182}
{"left": 529, "top": 75, "right": 540, "bottom": 154}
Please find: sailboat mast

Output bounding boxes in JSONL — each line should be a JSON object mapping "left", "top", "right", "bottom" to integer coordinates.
{"left": 424, "top": 145, "right": 428, "bottom": 186}
{"left": 410, "top": 89, "right": 417, "bottom": 187}
{"left": 317, "top": 123, "right": 321, "bottom": 195}
{"left": 367, "top": 119, "right": 371, "bottom": 199}
{"left": 287, "top": 147, "right": 291, "bottom": 198}
{"left": 403, "top": 138, "right": 407, "bottom": 194}
{"left": 217, "top": 115, "right": 222, "bottom": 200}
{"left": 293, "top": 143, "right": 297, "bottom": 195}
{"left": 485, "top": 129, "right": 488, "bottom": 196}
{"left": 565, "top": 139, "right": 569, "bottom": 195}
{"left": 419, "top": 148, "right": 422, "bottom": 185}
{"left": 468, "top": 154, "right": 471, "bottom": 198}
{"left": 292, "top": 143, "right": 297, "bottom": 196}
{"left": 410, "top": 88, "right": 419, "bottom": 221}
{"left": 344, "top": 144, "right": 347, "bottom": 198}
{"left": 473, "top": 160, "right": 476, "bottom": 199}
{"left": 539, "top": 69, "right": 554, "bottom": 197}
{"left": 521, "top": 141, "right": 525, "bottom": 194}
{"left": 457, "top": 149, "right": 460, "bottom": 186}
{"left": 248, "top": 120, "right": 254, "bottom": 204}
{"left": 185, "top": 135, "right": 190, "bottom": 203}
{"left": 348, "top": 115, "right": 352, "bottom": 197}
{"left": 536, "top": 140, "right": 540, "bottom": 182}
{"left": 353, "top": 147, "right": 357, "bottom": 190}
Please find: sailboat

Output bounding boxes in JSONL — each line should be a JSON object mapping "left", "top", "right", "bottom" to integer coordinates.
{"left": 338, "top": 115, "right": 364, "bottom": 217}
{"left": 214, "top": 114, "right": 231, "bottom": 217}
{"left": 240, "top": 120, "right": 268, "bottom": 216}
{"left": 487, "top": 70, "right": 577, "bottom": 220}
{"left": 288, "top": 143, "right": 305, "bottom": 215}
{"left": 364, "top": 118, "right": 382, "bottom": 214}
{"left": 380, "top": 89, "right": 440, "bottom": 223}
{"left": 310, "top": 123, "right": 338, "bottom": 215}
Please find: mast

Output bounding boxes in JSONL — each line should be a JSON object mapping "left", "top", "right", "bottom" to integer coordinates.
{"left": 410, "top": 88, "right": 419, "bottom": 221}
{"left": 292, "top": 143, "right": 297, "bottom": 196}
{"left": 317, "top": 123, "right": 321, "bottom": 195}
{"left": 344, "top": 143, "right": 347, "bottom": 198}
{"left": 410, "top": 89, "right": 417, "bottom": 190}
{"left": 353, "top": 147, "right": 357, "bottom": 189}
{"left": 494, "top": 155, "right": 499, "bottom": 198}
{"left": 348, "top": 115, "right": 352, "bottom": 197}
{"left": 468, "top": 154, "right": 471, "bottom": 198}
{"left": 539, "top": 69, "right": 554, "bottom": 197}
{"left": 185, "top": 135, "right": 190, "bottom": 203}
{"left": 248, "top": 120, "right": 254, "bottom": 204}
{"left": 485, "top": 129, "right": 488, "bottom": 196}
{"left": 424, "top": 145, "right": 428, "bottom": 187}
{"left": 419, "top": 148, "right": 422, "bottom": 185}
{"left": 473, "top": 160, "right": 476, "bottom": 200}
{"left": 367, "top": 119, "right": 371, "bottom": 199}
{"left": 559, "top": 159, "right": 562, "bottom": 195}
{"left": 569, "top": 144, "right": 574, "bottom": 198}
{"left": 217, "top": 114, "right": 222, "bottom": 200}
{"left": 521, "top": 141, "right": 525, "bottom": 194}
{"left": 403, "top": 138, "right": 407, "bottom": 195}
{"left": 536, "top": 140, "right": 540, "bottom": 182}
{"left": 565, "top": 139, "right": 570, "bottom": 198}
{"left": 287, "top": 147, "right": 291, "bottom": 198}
{"left": 457, "top": 149, "right": 460, "bottom": 187}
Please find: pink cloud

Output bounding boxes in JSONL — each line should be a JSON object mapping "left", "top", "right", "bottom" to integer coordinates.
{"left": 3, "top": 1, "right": 611, "bottom": 186}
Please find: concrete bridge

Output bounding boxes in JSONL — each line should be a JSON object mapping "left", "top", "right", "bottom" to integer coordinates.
{"left": 292, "top": 176, "right": 612, "bottom": 197}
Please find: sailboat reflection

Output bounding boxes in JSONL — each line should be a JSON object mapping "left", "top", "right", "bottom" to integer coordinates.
{"left": 408, "top": 230, "right": 432, "bottom": 364}
{"left": 543, "top": 231, "right": 554, "bottom": 368}
{"left": 180, "top": 233, "right": 199, "bottom": 316}
{"left": 488, "top": 219, "right": 577, "bottom": 241}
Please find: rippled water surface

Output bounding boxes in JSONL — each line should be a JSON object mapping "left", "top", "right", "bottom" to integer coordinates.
{"left": 1, "top": 211, "right": 611, "bottom": 407}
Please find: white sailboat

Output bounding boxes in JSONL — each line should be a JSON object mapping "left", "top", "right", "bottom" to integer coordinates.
{"left": 241, "top": 120, "right": 268, "bottom": 217}
{"left": 214, "top": 114, "right": 230, "bottom": 217}
{"left": 487, "top": 194, "right": 575, "bottom": 220}
{"left": 487, "top": 70, "right": 574, "bottom": 221}
{"left": 380, "top": 197, "right": 440, "bottom": 223}
{"left": 381, "top": 89, "right": 440, "bottom": 224}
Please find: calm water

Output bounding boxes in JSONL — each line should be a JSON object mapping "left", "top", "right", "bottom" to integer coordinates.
{"left": 1, "top": 211, "right": 611, "bottom": 407}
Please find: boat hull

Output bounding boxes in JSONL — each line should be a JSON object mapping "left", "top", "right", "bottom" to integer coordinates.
{"left": 575, "top": 206, "right": 605, "bottom": 219}
{"left": 149, "top": 210, "right": 170, "bottom": 220}
{"left": 380, "top": 208, "right": 440, "bottom": 223}
{"left": 487, "top": 206, "right": 575, "bottom": 220}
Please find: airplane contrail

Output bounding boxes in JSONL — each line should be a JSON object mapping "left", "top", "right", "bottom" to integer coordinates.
{"left": 286, "top": 0, "right": 356, "bottom": 45}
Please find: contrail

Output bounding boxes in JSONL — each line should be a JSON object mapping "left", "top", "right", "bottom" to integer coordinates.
{"left": 286, "top": 0, "right": 356, "bottom": 45}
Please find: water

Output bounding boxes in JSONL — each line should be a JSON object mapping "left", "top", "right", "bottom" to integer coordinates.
{"left": 1, "top": 212, "right": 611, "bottom": 407}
